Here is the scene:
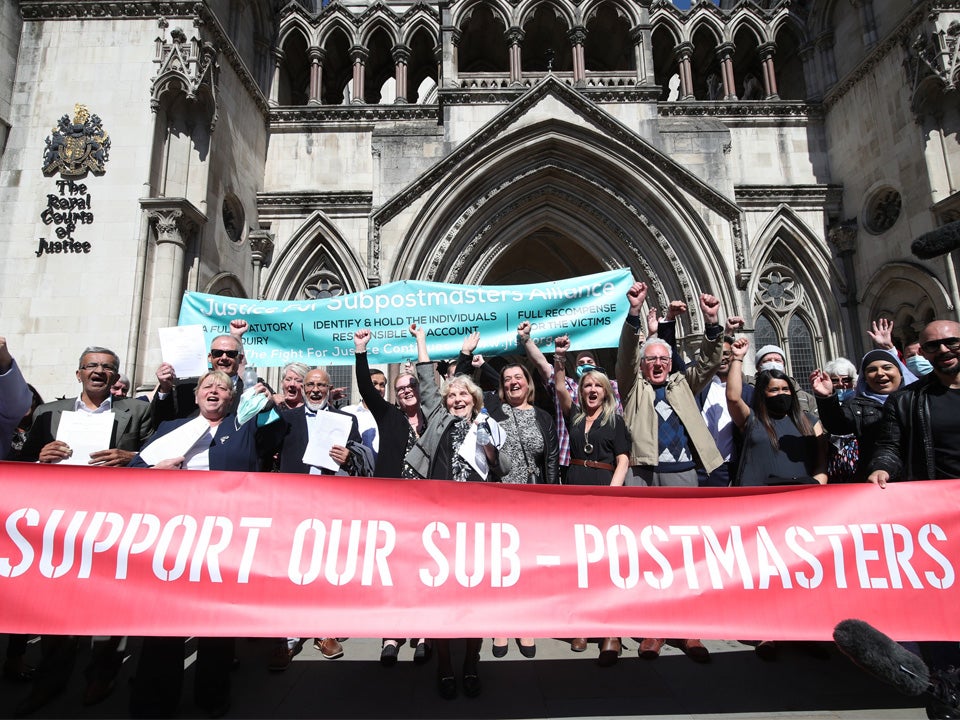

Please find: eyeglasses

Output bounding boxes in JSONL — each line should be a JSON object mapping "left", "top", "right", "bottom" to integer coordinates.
{"left": 642, "top": 356, "right": 671, "bottom": 365}
{"left": 830, "top": 376, "right": 854, "bottom": 388}
{"left": 304, "top": 382, "right": 329, "bottom": 389}
{"left": 210, "top": 349, "right": 241, "bottom": 359}
{"left": 920, "top": 337, "right": 960, "bottom": 354}
{"left": 395, "top": 384, "right": 417, "bottom": 394}
{"left": 79, "top": 362, "right": 118, "bottom": 373}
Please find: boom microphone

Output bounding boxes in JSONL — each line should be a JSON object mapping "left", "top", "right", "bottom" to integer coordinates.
{"left": 912, "top": 221, "right": 960, "bottom": 260}
{"left": 833, "top": 619, "right": 930, "bottom": 696}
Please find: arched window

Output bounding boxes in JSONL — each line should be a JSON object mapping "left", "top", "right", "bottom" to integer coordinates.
{"left": 788, "top": 314, "right": 816, "bottom": 391}
{"left": 754, "top": 313, "right": 779, "bottom": 350}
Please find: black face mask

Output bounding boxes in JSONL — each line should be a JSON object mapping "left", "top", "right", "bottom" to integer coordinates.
{"left": 764, "top": 394, "right": 794, "bottom": 416}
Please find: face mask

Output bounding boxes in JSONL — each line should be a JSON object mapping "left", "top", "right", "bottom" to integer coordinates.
{"left": 236, "top": 386, "right": 269, "bottom": 425}
{"left": 837, "top": 389, "right": 855, "bottom": 402}
{"left": 759, "top": 361, "right": 785, "bottom": 373}
{"left": 906, "top": 355, "right": 933, "bottom": 376}
{"left": 764, "top": 394, "right": 794, "bottom": 415}
{"left": 576, "top": 364, "right": 596, "bottom": 378}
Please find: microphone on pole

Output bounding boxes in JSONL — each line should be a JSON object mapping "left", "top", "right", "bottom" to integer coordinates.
{"left": 912, "top": 221, "right": 960, "bottom": 260}
{"left": 833, "top": 619, "right": 960, "bottom": 718}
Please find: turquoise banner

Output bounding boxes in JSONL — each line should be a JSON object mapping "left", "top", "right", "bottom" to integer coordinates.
{"left": 177, "top": 269, "right": 633, "bottom": 367}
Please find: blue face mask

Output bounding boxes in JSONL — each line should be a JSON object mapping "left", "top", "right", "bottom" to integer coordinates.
{"left": 837, "top": 389, "right": 855, "bottom": 402}
{"left": 906, "top": 355, "right": 933, "bottom": 376}
{"left": 575, "top": 364, "right": 597, "bottom": 378}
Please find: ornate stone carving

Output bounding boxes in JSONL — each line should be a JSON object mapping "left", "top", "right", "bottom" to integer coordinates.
{"left": 248, "top": 229, "right": 275, "bottom": 263}
{"left": 151, "top": 18, "right": 220, "bottom": 131}
{"left": 755, "top": 267, "right": 802, "bottom": 313}
{"left": 42, "top": 104, "right": 111, "bottom": 178}
{"left": 827, "top": 219, "right": 858, "bottom": 256}
{"left": 141, "top": 196, "right": 207, "bottom": 249}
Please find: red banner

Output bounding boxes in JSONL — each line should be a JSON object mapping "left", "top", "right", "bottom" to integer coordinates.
{"left": 1, "top": 461, "right": 958, "bottom": 641}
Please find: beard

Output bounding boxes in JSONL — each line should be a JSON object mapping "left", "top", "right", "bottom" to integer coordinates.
{"left": 305, "top": 398, "right": 326, "bottom": 412}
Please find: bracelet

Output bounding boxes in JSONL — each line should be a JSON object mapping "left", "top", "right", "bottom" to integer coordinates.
{"left": 730, "top": 358, "right": 743, "bottom": 363}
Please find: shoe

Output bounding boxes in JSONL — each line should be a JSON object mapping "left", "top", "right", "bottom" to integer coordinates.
{"left": 268, "top": 641, "right": 302, "bottom": 672}
{"left": 639, "top": 637, "right": 665, "bottom": 659}
{"left": 597, "top": 637, "right": 621, "bottom": 667}
{"left": 570, "top": 637, "right": 588, "bottom": 653}
{"left": 3, "top": 661, "right": 35, "bottom": 683}
{"left": 196, "top": 695, "right": 231, "bottom": 719}
{"left": 437, "top": 674, "right": 457, "bottom": 700}
{"left": 491, "top": 639, "right": 508, "bottom": 658}
{"left": 462, "top": 672, "right": 482, "bottom": 698}
{"left": 517, "top": 638, "right": 536, "bottom": 658}
{"left": 82, "top": 676, "right": 117, "bottom": 706}
{"left": 755, "top": 640, "right": 778, "bottom": 661}
{"left": 680, "top": 638, "right": 710, "bottom": 663}
{"left": 314, "top": 637, "right": 343, "bottom": 659}
{"left": 14, "top": 687, "right": 62, "bottom": 717}
{"left": 413, "top": 641, "right": 432, "bottom": 665}
{"left": 380, "top": 641, "right": 399, "bottom": 667}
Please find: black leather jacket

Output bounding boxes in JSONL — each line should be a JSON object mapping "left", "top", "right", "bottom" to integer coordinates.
{"left": 868, "top": 373, "right": 942, "bottom": 481}
{"left": 815, "top": 393, "right": 884, "bottom": 482}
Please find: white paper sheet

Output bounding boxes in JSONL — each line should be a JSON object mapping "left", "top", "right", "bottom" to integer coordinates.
{"left": 302, "top": 411, "right": 353, "bottom": 472}
{"left": 55, "top": 411, "right": 114, "bottom": 465}
{"left": 138, "top": 415, "right": 212, "bottom": 467}
{"left": 158, "top": 324, "right": 209, "bottom": 379}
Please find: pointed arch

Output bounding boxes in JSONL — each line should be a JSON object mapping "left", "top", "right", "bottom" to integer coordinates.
{"left": 749, "top": 206, "right": 843, "bottom": 368}
{"left": 262, "top": 212, "right": 367, "bottom": 302}
{"left": 687, "top": 15, "right": 723, "bottom": 48}
{"left": 317, "top": 14, "right": 358, "bottom": 49}
{"left": 277, "top": 16, "right": 314, "bottom": 50}
{"left": 859, "top": 262, "right": 953, "bottom": 345}
{"left": 516, "top": 0, "right": 577, "bottom": 31}
{"left": 383, "top": 116, "right": 740, "bottom": 331}
{"left": 581, "top": 0, "right": 641, "bottom": 29}
{"left": 205, "top": 272, "right": 247, "bottom": 298}
{"left": 359, "top": 15, "right": 400, "bottom": 49}
{"left": 727, "top": 12, "right": 768, "bottom": 48}
{"left": 450, "top": 0, "right": 512, "bottom": 31}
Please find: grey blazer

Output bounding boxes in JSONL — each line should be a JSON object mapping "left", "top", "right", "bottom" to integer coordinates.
{"left": 18, "top": 397, "right": 153, "bottom": 461}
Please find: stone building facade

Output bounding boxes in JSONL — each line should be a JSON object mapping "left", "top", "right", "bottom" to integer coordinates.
{"left": 0, "top": 0, "right": 957, "bottom": 400}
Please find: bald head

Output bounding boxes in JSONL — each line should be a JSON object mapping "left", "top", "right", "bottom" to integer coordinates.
{"left": 304, "top": 368, "right": 330, "bottom": 410}
{"left": 920, "top": 320, "right": 960, "bottom": 379}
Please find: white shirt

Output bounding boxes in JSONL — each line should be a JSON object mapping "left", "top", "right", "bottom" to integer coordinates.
{"left": 700, "top": 375, "right": 734, "bottom": 461}
{"left": 341, "top": 402, "right": 379, "bottom": 454}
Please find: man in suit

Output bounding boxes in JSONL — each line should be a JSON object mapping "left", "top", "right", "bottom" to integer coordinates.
{"left": 20, "top": 346, "right": 152, "bottom": 464}
{"left": 151, "top": 330, "right": 246, "bottom": 429}
{"left": 272, "top": 367, "right": 363, "bottom": 667}
{"left": 16, "top": 346, "right": 153, "bottom": 715}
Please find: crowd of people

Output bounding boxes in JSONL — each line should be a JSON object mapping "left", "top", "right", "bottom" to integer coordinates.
{"left": 2, "top": 275, "right": 960, "bottom": 718}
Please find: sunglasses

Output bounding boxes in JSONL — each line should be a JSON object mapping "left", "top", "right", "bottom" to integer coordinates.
{"left": 210, "top": 349, "right": 241, "bottom": 359}
{"left": 920, "top": 337, "right": 960, "bottom": 354}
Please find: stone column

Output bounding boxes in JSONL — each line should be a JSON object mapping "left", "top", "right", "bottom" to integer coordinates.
{"left": 140, "top": 198, "right": 207, "bottom": 331}
{"left": 758, "top": 42, "right": 779, "bottom": 100}
{"left": 827, "top": 220, "right": 863, "bottom": 359}
{"left": 851, "top": 0, "right": 878, "bottom": 48}
{"left": 248, "top": 228, "right": 275, "bottom": 300}
{"left": 569, "top": 26, "right": 586, "bottom": 86}
{"left": 630, "top": 23, "right": 656, "bottom": 86}
{"left": 350, "top": 45, "right": 368, "bottom": 103}
{"left": 799, "top": 43, "right": 819, "bottom": 100}
{"left": 507, "top": 27, "right": 524, "bottom": 86}
{"left": 816, "top": 32, "right": 837, "bottom": 88}
{"left": 392, "top": 45, "right": 411, "bottom": 103}
{"left": 717, "top": 42, "right": 737, "bottom": 100}
{"left": 675, "top": 42, "right": 694, "bottom": 100}
{"left": 268, "top": 47, "right": 284, "bottom": 107}
{"left": 308, "top": 47, "right": 324, "bottom": 104}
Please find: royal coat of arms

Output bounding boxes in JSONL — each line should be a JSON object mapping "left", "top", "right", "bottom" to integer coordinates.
{"left": 42, "top": 104, "right": 110, "bottom": 178}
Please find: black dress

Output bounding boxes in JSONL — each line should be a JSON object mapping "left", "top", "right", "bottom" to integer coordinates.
{"left": 565, "top": 408, "right": 631, "bottom": 486}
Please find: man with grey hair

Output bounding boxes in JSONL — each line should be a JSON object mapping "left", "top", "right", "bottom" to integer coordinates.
{"left": 16, "top": 345, "right": 152, "bottom": 714}
{"left": 615, "top": 281, "right": 733, "bottom": 664}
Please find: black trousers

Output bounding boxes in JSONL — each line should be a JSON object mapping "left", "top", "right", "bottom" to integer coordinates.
{"left": 130, "top": 636, "right": 234, "bottom": 718}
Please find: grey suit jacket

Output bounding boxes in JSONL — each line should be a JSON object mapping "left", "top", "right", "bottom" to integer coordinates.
{"left": 18, "top": 396, "right": 153, "bottom": 461}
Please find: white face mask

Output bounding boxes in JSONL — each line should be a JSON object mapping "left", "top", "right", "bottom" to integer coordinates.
{"left": 759, "top": 360, "right": 785, "bottom": 373}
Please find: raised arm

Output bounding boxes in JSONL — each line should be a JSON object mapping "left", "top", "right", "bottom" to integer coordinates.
{"left": 725, "top": 337, "right": 751, "bottom": 429}
{"left": 615, "top": 280, "right": 648, "bottom": 398}
{"left": 552, "top": 335, "right": 574, "bottom": 416}
{"left": 518, "top": 321, "right": 552, "bottom": 382}
{"left": 411, "top": 323, "right": 430, "bottom": 363}
{"left": 867, "top": 317, "right": 895, "bottom": 351}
